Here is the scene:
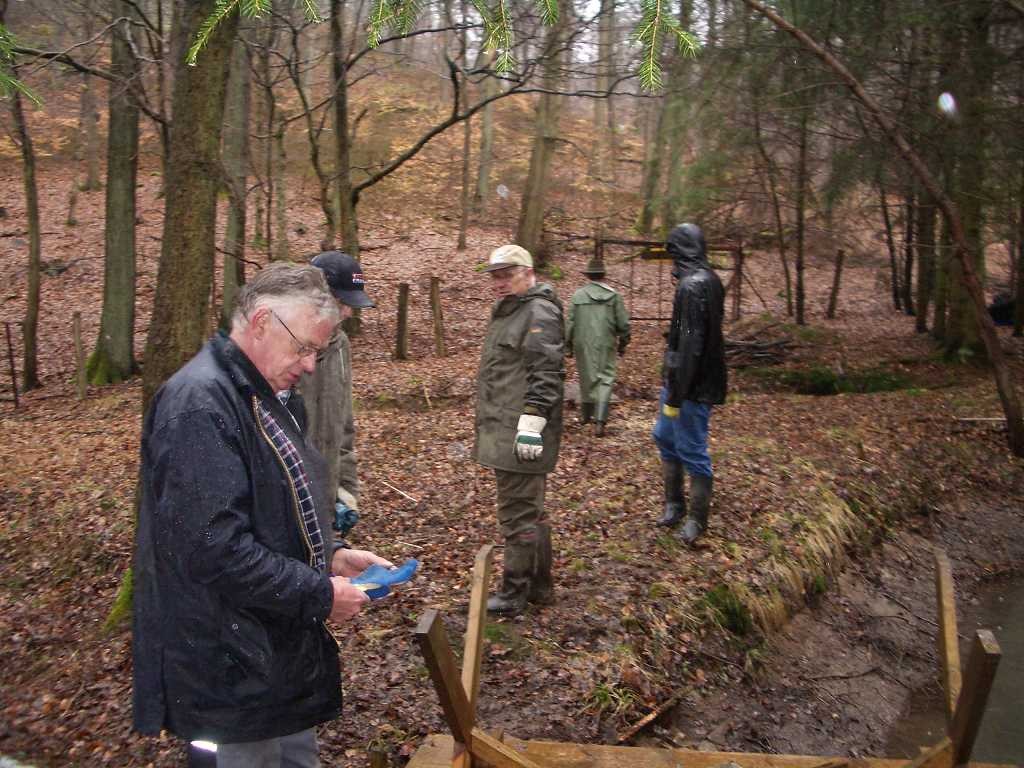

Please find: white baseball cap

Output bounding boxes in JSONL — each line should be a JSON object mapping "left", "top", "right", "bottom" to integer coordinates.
{"left": 481, "top": 244, "right": 533, "bottom": 272}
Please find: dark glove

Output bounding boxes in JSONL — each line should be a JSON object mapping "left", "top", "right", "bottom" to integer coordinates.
{"left": 333, "top": 501, "right": 359, "bottom": 536}
{"left": 617, "top": 339, "right": 628, "bottom": 357}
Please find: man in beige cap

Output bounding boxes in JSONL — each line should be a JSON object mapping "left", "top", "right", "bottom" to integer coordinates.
{"left": 473, "top": 244, "right": 565, "bottom": 615}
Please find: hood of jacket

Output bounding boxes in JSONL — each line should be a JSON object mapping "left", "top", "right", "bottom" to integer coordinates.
{"left": 666, "top": 223, "right": 708, "bottom": 270}
{"left": 574, "top": 281, "right": 617, "bottom": 304}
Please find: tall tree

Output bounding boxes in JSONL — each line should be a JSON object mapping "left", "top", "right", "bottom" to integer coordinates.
{"left": 87, "top": 3, "right": 140, "bottom": 385}
{"left": 516, "top": 6, "right": 567, "bottom": 263}
{"left": 219, "top": 31, "right": 250, "bottom": 330}
{"left": 331, "top": 0, "right": 358, "bottom": 255}
{"left": 2, "top": 0, "right": 41, "bottom": 392}
{"left": 141, "top": 0, "right": 240, "bottom": 410}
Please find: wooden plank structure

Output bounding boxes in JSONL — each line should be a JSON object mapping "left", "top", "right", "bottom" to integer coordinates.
{"left": 593, "top": 235, "right": 746, "bottom": 322}
{"left": 407, "top": 548, "right": 1008, "bottom": 768}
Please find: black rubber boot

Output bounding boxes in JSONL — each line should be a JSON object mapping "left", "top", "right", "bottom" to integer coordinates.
{"left": 580, "top": 402, "right": 594, "bottom": 425}
{"left": 679, "top": 474, "right": 712, "bottom": 545}
{"left": 656, "top": 460, "right": 686, "bottom": 527}
{"left": 487, "top": 541, "right": 533, "bottom": 616}
{"left": 527, "top": 523, "right": 554, "bottom": 605}
{"left": 593, "top": 400, "right": 610, "bottom": 436}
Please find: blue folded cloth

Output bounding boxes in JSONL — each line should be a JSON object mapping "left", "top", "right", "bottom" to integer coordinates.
{"left": 350, "top": 558, "right": 419, "bottom": 600}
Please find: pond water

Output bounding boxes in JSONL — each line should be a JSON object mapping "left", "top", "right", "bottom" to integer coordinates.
{"left": 886, "top": 579, "right": 1024, "bottom": 765}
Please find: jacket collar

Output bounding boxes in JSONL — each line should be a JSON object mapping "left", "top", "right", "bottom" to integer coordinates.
{"left": 211, "top": 331, "right": 276, "bottom": 401}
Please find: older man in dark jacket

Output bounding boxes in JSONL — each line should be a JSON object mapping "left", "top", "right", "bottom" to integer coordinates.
{"left": 653, "top": 223, "right": 727, "bottom": 545}
{"left": 474, "top": 244, "right": 564, "bottom": 616}
{"left": 133, "top": 263, "right": 391, "bottom": 767}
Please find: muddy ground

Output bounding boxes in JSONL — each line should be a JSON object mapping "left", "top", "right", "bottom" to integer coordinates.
{"left": 658, "top": 487, "right": 1024, "bottom": 761}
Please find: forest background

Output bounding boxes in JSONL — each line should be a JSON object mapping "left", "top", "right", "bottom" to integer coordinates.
{"left": 1, "top": 0, "right": 1023, "bottom": 766}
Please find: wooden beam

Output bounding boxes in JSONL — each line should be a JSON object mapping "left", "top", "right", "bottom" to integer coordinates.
{"left": 471, "top": 728, "right": 548, "bottom": 768}
{"left": 456, "top": 545, "right": 495, "bottom": 768}
{"left": 407, "top": 735, "right": 1020, "bottom": 768}
{"left": 950, "top": 630, "right": 1001, "bottom": 766}
{"left": 462, "top": 544, "right": 494, "bottom": 707}
{"left": 934, "top": 550, "right": 962, "bottom": 727}
{"left": 415, "top": 610, "right": 475, "bottom": 748}
{"left": 901, "top": 738, "right": 952, "bottom": 768}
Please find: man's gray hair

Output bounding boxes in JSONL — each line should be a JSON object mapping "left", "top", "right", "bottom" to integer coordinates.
{"left": 232, "top": 262, "right": 339, "bottom": 331}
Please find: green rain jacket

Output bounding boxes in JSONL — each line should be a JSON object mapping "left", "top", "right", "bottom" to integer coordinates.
{"left": 473, "top": 283, "right": 565, "bottom": 474}
{"left": 566, "top": 282, "right": 630, "bottom": 405}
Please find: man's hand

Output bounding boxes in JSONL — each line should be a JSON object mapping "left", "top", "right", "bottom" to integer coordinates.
{"left": 329, "top": 577, "right": 369, "bottom": 622}
{"left": 617, "top": 339, "right": 628, "bottom": 357}
{"left": 332, "top": 548, "right": 394, "bottom": 578}
{"left": 662, "top": 404, "right": 680, "bottom": 419}
{"left": 514, "top": 414, "right": 546, "bottom": 461}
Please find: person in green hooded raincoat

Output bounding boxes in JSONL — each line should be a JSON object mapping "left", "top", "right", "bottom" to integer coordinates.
{"left": 565, "top": 257, "right": 630, "bottom": 435}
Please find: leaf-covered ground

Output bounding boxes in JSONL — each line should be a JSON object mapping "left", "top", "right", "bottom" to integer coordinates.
{"left": 2, "top": 71, "right": 1023, "bottom": 764}
{"left": 2, "top": 183, "right": 1023, "bottom": 766}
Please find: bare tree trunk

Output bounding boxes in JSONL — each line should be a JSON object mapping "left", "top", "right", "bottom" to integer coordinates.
{"left": 1015, "top": 164, "right": 1024, "bottom": 337}
{"left": 272, "top": 116, "right": 290, "bottom": 261}
{"left": 914, "top": 191, "right": 937, "bottom": 333}
{"left": 826, "top": 249, "right": 844, "bottom": 319}
{"left": 741, "top": 0, "right": 1024, "bottom": 457}
{"left": 79, "top": 2, "right": 102, "bottom": 191}
{"left": 637, "top": 99, "right": 667, "bottom": 237}
{"left": 932, "top": 219, "right": 951, "bottom": 340}
{"left": 516, "top": 1, "right": 566, "bottom": 265}
{"left": 142, "top": 0, "right": 239, "bottom": 411}
{"left": 794, "top": 105, "right": 808, "bottom": 326}
{"left": 2, "top": 0, "right": 42, "bottom": 393}
{"left": 9, "top": 83, "right": 42, "bottom": 391}
{"left": 331, "top": 0, "right": 359, "bottom": 255}
{"left": 81, "top": 77, "right": 102, "bottom": 190}
{"left": 592, "top": 0, "right": 613, "bottom": 179}
{"left": 456, "top": 0, "right": 471, "bottom": 251}
{"left": 753, "top": 98, "right": 792, "bottom": 316}
{"left": 256, "top": 19, "right": 274, "bottom": 255}
{"left": 220, "top": 33, "right": 250, "bottom": 330}
{"left": 473, "top": 58, "right": 496, "bottom": 214}
{"left": 877, "top": 175, "right": 902, "bottom": 311}
{"left": 902, "top": 186, "right": 916, "bottom": 315}
{"left": 87, "top": 5, "right": 140, "bottom": 384}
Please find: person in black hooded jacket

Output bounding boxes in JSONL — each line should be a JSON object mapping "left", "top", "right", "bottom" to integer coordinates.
{"left": 133, "top": 263, "right": 392, "bottom": 767}
{"left": 652, "top": 223, "right": 727, "bottom": 545}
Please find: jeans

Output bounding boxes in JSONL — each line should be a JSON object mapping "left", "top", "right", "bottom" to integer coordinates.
{"left": 652, "top": 389, "right": 713, "bottom": 477}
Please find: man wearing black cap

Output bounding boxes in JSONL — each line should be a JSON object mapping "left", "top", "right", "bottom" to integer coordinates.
{"left": 301, "top": 251, "right": 376, "bottom": 543}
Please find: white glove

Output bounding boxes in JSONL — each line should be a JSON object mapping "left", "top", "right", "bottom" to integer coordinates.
{"left": 514, "top": 414, "right": 547, "bottom": 462}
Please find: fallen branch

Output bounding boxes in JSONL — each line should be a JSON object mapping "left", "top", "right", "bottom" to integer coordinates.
{"left": 380, "top": 479, "right": 420, "bottom": 503}
{"left": 615, "top": 687, "right": 689, "bottom": 744}
{"left": 807, "top": 666, "right": 879, "bottom": 682}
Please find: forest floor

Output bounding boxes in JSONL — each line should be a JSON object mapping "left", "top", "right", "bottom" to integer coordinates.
{"left": 2, "top": 159, "right": 1024, "bottom": 767}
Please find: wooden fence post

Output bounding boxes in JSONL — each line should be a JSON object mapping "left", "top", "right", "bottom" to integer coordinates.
{"left": 395, "top": 283, "right": 410, "bottom": 360}
{"left": 934, "top": 550, "right": 961, "bottom": 726}
{"left": 949, "top": 630, "right": 1001, "bottom": 765}
{"left": 430, "top": 276, "right": 446, "bottom": 357}
{"left": 4, "top": 321, "right": 18, "bottom": 408}
{"left": 826, "top": 248, "right": 845, "bottom": 319}
{"left": 733, "top": 245, "right": 744, "bottom": 321}
{"left": 73, "top": 312, "right": 87, "bottom": 399}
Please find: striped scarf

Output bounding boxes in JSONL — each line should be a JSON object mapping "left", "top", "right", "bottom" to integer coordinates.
{"left": 254, "top": 396, "right": 326, "bottom": 572}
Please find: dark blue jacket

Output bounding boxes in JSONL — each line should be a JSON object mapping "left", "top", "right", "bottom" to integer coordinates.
{"left": 663, "top": 224, "right": 727, "bottom": 407}
{"left": 132, "top": 332, "right": 341, "bottom": 743}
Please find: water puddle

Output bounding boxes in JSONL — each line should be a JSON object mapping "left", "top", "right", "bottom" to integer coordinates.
{"left": 886, "top": 579, "right": 1024, "bottom": 764}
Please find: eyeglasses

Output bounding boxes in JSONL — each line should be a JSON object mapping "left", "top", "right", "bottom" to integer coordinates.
{"left": 270, "top": 309, "right": 334, "bottom": 362}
